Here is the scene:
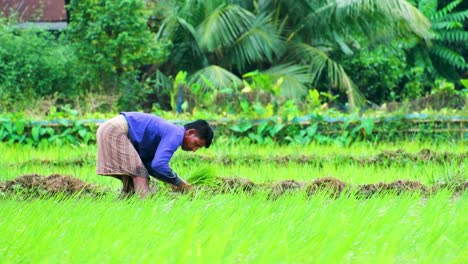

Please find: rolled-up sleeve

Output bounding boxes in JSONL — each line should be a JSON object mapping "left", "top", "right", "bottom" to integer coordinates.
{"left": 149, "top": 136, "right": 182, "bottom": 186}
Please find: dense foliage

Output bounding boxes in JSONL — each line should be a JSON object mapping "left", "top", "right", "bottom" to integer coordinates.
{"left": 66, "top": 0, "right": 169, "bottom": 110}
{"left": 1, "top": 113, "right": 465, "bottom": 147}
{"left": 0, "top": 21, "right": 79, "bottom": 110}
{"left": 406, "top": 0, "right": 468, "bottom": 80}
{"left": 0, "top": 0, "right": 466, "bottom": 113}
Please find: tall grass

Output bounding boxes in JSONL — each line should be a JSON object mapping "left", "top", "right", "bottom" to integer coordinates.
{"left": 0, "top": 192, "right": 466, "bottom": 263}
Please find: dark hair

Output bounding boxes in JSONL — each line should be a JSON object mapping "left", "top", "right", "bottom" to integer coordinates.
{"left": 184, "top": 120, "right": 214, "bottom": 148}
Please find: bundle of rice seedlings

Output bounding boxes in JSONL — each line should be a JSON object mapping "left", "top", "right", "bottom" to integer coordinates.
{"left": 186, "top": 165, "right": 217, "bottom": 186}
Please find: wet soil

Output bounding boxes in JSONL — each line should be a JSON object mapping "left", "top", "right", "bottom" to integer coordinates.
{"left": 431, "top": 181, "right": 468, "bottom": 197}
{"left": 0, "top": 174, "right": 105, "bottom": 197}
{"left": 356, "top": 180, "right": 428, "bottom": 198}
{"left": 0, "top": 174, "right": 466, "bottom": 199}
{"left": 16, "top": 159, "right": 89, "bottom": 167}
{"left": 217, "top": 177, "right": 256, "bottom": 193}
{"left": 306, "top": 177, "right": 347, "bottom": 197}
{"left": 268, "top": 179, "right": 306, "bottom": 198}
{"left": 196, "top": 149, "right": 467, "bottom": 166}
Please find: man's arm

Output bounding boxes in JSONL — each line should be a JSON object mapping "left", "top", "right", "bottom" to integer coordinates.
{"left": 150, "top": 137, "right": 182, "bottom": 186}
{"left": 149, "top": 169, "right": 191, "bottom": 192}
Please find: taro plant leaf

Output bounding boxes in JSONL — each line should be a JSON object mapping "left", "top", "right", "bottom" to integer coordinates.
{"left": 58, "top": 119, "right": 70, "bottom": 126}
{"left": 361, "top": 118, "right": 375, "bottom": 135}
{"left": 61, "top": 128, "right": 72, "bottom": 137}
{"left": 0, "top": 126, "right": 6, "bottom": 141}
{"left": 88, "top": 122, "right": 97, "bottom": 131}
{"left": 40, "top": 127, "right": 48, "bottom": 135}
{"left": 257, "top": 121, "right": 269, "bottom": 135}
{"left": 351, "top": 123, "right": 362, "bottom": 137}
{"left": 248, "top": 132, "right": 264, "bottom": 144}
{"left": 17, "top": 135, "right": 26, "bottom": 144}
{"left": 15, "top": 120, "right": 25, "bottom": 135}
{"left": 66, "top": 135, "right": 77, "bottom": 144}
{"left": 4, "top": 121, "right": 13, "bottom": 133}
{"left": 306, "top": 123, "right": 318, "bottom": 137}
{"left": 351, "top": 118, "right": 375, "bottom": 138}
{"left": 55, "top": 138, "right": 63, "bottom": 146}
{"left": 343, "top": 114, "right": 360, "bottom": 130}
{"left": 25, "top": 138, "right": 34, "bottom": 145}
{"left": 31, "top": 125, "right": 41, "bottom": 142}
{"left": 49, "top": 135, "right": 59, "bottom": 142}
{"left": 293, "top": 134, "right": 310, "bottom": 145}
{"left": 336, "top": 134, "right": 352, "bottom": 147}
{"left": 314, "top": 134, "right": 333, "bottom": 144}
{"left": 269, "top": 121, "right": 285, "bottom": 137}
{"left": 78, "top": 129, "right": 88, "bottom": 139}
{"left": 46, "top": 127, "right": 55, "bottom": 136}
{"left": 230, "top": 121, "right": 253, "bottom": 133}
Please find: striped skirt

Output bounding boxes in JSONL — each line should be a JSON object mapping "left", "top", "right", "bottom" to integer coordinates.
{"left": 96, "top": 115, "right": 149, "bottom": 178}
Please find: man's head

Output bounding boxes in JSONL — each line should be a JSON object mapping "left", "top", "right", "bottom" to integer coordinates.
{"left": 182, "top": 120, "right": 214, "bottom": 152}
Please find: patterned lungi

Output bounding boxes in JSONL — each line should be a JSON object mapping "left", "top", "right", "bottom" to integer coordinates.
{"left": 96, "top": 115, "right": 149, "bottom": 178}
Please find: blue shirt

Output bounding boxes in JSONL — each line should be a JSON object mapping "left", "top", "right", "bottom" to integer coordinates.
{"left": 120, "top": 112, "right": 184, "bottom": 186}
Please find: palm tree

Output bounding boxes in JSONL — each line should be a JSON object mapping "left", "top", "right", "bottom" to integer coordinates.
{"left": 150, "top": 0, "right": 432, "bottom": 110}
{"left": 406, "top": 0, "right": 467, "bottom": 80}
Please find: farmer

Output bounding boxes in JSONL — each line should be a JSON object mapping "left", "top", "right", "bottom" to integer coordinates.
{"left": 96, "top": 112, "right": 214, "bottom": 197}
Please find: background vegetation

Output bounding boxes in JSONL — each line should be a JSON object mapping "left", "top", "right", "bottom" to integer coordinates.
{"left": 0, "top": 0, "right": 466, "bottom": 117}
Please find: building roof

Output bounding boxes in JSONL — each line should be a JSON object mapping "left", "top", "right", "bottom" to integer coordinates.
{"left": 1, "top": 0, "right": 67, "bottom": 22}
{"left": 1, "top": 0, "right": 67, "bottom": 29}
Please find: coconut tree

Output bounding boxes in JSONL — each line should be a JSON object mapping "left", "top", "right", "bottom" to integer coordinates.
{"left": 149, "top": 0, "right": 432, "bottom": 110}
{"left": 151, "top": 0, "right": 288, "bottom": 87}
{"left": 262, "top": 0, "right": 432, "bottom": 108}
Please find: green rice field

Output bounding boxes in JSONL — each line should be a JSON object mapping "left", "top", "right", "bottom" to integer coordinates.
{"left": 0, "top": 141, "right": 467, "bottom": 263}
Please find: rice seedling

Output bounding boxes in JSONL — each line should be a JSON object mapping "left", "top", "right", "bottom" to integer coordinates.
{"left": 186, "top": 165, "right": 217, "bottom": 186}
{"left": 0, "top": 141, "right": 466, "bottom": 263}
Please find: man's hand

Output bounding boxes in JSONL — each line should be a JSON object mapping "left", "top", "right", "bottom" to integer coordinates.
{"left": 173, "top": 179, "right": 192, "bottom": 192}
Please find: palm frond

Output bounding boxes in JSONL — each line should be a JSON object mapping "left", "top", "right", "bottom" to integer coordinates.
{"left": 153, "top": 70, "right": 172, "bottom": 91}
{"left": 197, "top": 4, "right": 254, "bottom": 52}
{"left": 288, "top": 42, "right": 364, "bottom": 107}
{"left": 153, "top": 0, "right": 181, "bottom": 40}
{"left": 431, "top": 45, "right": 467, "bottom": 69}
{"left": 319, "top": 0, "right": 432, "bottom": 40}
{"left": 433, "top": 0, "right": 462, "bottom": 20}
{"left": 262, "top": 63, "right": 313, "bottom": 99}
{"left": 189, "top": 65, "right": 242, "bottom": 92}
{"left": 431, "top": 20, "right": 464, "bottom": 30}
{"left": 417, "top": 0, "right": 438, "bottom": 18}
{"left": 327, "top": 60, "right": 364, "bottom": 107}
{"left": 437, "top": 30, "right": 468, "bottom": 42}
{"left": 288, "top": 43, "right": 328, "bottom": 84}
{"left": 224, "top": 13, "right": 285, "bottom": 71}
{"left": 442, "top": 9, "right": 468, "bottom": 23}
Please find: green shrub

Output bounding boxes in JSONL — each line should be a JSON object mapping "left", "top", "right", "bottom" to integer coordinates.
{"left": 341, "top": 45, "right": 407, "bottom": 104}
{"left": 66, "top": 0, "right": 169, "bottom": 110}
{"left": 0, "top": 21, "right": 80, "bottom": 111}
